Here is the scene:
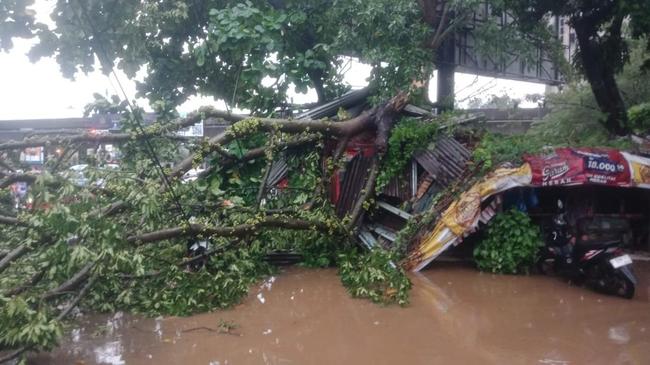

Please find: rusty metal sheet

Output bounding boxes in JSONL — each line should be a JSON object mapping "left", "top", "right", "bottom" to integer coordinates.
{"left": 296, "top": 88, "right": 370, "bottom": 120}
{"left": 415, "top": 137, "right": 470, "bottom": 187}
{"left": 335, "top": 154, "right": 373, "bottom": 217}
{"left": 381, "top": 164, "right": 413, "bottom": 201}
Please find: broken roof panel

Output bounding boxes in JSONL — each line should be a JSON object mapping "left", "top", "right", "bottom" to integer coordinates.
{"left": 381, "top": 163, "right": 413, "bottom": 201}
{"left": 415, "top": 137, "right": 471, "bottom": 187}
{"left": 296, "top": 88, "right": 371, "bottom": 120}
{"left": 335, "top": 153, "right": 374, "bottom": 217}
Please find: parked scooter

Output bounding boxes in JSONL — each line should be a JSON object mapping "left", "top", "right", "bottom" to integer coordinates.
{"left": 538, "top": 200, "right": 636, "bottom": 299}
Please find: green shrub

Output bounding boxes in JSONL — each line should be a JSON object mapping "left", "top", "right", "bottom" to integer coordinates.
{"left": 628, "top": 102, "right": 650, "bottom": 134}
{"left": 376, "top": 117, "right": 440, "bottom": 189}
{"left": 471, "top": 133, "right": 545, "bottom": 173}
{"left": 473, "top": 209, "right": 542, "bottom": 274}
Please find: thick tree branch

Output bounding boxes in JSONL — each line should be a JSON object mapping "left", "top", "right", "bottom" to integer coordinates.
{"left": 374, "top": 92, "right": 409, "bottom": 153}
{"left": 55, "top": 276, "right": 96, "bottom": 320}
{"left": 0, "top": 214, "right": 27, "bottom": 226}
{"left": 0, "top": 133, "right": 138, "bottom": 151}
{"left": 42, "top": 263, "right": 94, "bottom": 300}
{"left": 0, "top": 348, "right": 23, "bottom": 364}
{"left": 174, "top": 93, "right": 407, "bottom": 179}
{"left": 170, "top": 110, "right": 376, "bottom": 178}
{"left": 4, "top": 269, "right": 45, "bottom": 297}
{"left": 346, "top": 154, "right": 380, "bottom": 231}
{"left": 223, "top": 134, "right": 320, "bottom": 169}
{"left": 429, "top": 1, "right": 449, "bottom": 49}
{"left": 0, "top": 244, "right": 29, "bottom": 273}
{"left": 128, "top": 217, "right": 334, "bottom": 245}
{"left": 0, "top": 174, "right": 37, "bottom": 188}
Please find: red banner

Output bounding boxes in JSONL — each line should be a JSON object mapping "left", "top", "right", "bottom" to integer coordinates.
{"left": 525, "top": 148, "right": 631, "bottom": 187}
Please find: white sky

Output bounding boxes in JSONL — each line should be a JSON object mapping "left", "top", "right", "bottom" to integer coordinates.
{"left": 0, "top": 2, "right": 546, "bottom": 120}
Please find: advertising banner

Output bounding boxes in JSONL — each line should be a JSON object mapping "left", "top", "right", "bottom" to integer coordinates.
{"left": 525, "top": 148, "right": 630, "bottom": 187}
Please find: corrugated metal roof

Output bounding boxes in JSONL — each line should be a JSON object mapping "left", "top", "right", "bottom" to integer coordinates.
{"left": 335, "top": 153, "right": 374, "bottom": 217}
{"left": 296, "top": 88, "right": 371, "bottom": 120}
{"left": 381, "top": 164, "right": 413, "bottom": 201}
{"left": 266, "top": 158, "right": 288, "bottom": 187}
{"left": 415, "top": 137, "right": 470, "bottom": 187}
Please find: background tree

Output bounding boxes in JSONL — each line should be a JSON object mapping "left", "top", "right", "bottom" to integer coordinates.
{"left": 0, "top": 0, "right": 39, "bottom": 51}
{"left": 502, "top": 0, "right": 650, "bottom": 136}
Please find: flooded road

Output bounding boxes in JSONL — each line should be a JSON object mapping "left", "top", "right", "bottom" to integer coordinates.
{"left": 31, "top": 262, "right": 650, "bottom": 365}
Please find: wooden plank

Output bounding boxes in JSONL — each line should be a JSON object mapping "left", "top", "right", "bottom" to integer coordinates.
{"left": 358, "top": 227, "right": 378, "bottom": 249}
{"left": 377, "top": 201, "right": 413, "bottom": 220}
{"left": 370, "top": 225, "right": 397, "bottom": 242}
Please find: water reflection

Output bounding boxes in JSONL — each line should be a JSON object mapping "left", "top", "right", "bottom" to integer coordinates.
{"left": 608, "top": 325, "right": 631, "bottom": 344}
{"left": 93, "top": 341, "right": 124, "bottom": 365}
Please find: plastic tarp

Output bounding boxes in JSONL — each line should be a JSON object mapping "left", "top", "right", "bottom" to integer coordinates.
{"left": 405, "top": 148, "right": 650, "bottom": 272}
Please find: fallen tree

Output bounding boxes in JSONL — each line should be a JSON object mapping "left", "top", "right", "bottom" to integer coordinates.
{"left": 0, "top": 0, "right": 544, "bottom": 360}
{"left": 0, "top": 92, "right": 419, "bottom": 361}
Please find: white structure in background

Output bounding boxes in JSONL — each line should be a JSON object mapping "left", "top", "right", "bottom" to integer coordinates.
{"left": 176, "top": 121, "right": 204, "bottom": 138}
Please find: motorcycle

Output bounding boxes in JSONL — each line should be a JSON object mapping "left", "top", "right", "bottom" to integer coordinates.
{"left": 538, "top": 199, "right": 636, "bottom": 299}
{"left": 538, "top": 237, "right": 636, "bottom": 299}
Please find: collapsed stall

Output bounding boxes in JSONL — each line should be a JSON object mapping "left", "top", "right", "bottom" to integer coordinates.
{"left": 404, "top": 147, "right": 650, "bottom": 271}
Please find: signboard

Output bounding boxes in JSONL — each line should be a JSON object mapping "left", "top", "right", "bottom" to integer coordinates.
{"left": 21, "top": 147, "right": 44, "bottom": 165}
{"left": 525, "top": 148, "right": 630, "bottom": 187}
{"left": 445, "top": 2, "right": 576, "bottom": 85}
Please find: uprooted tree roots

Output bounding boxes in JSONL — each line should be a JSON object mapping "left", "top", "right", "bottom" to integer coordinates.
{"left": 0, "top": 94, "right": 420, "bottom": 362}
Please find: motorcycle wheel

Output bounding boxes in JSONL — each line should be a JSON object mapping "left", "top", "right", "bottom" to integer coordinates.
{"left": 610, "top": 271, "right": 635, "bottom": 299}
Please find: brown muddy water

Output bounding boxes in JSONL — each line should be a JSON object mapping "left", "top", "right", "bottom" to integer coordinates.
{"left": 29, "top": 262, "right": 650, "bottom": 365}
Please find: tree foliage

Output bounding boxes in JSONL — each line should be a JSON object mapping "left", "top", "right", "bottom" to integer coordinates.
{"left": 0, "top": 0, "right": 554, "bottom": 114}
{"left": 376, "top": 116, "right": 441, "bottom": 189}
{"left": 471, "top": 39, "right": 650, "bottom": 173}
{"left": 0, "top": 0, "right": 39, "bottom": 51}
{"left": 338, "top": 248, "right": 411, "bottom": 306}
{"left": 12, "top": 0, "right": 441, "bottom": 112}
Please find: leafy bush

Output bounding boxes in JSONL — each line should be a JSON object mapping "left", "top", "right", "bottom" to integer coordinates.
{"left": 338, "top": 249, "right": 411, "bottom": 306}
{"left": 473, "top": 209, "right": 542, "bottom": 274}
{"left": 472, "top": 133, "right": 545, "bottom": 173}
{"left": 628, "top": 102, "right": 650, "bottom": 134}
{"left": 376, "top": 117, "right": 440, "bottom": 189}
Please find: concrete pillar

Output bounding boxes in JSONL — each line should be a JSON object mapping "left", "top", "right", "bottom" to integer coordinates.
{"left": 436, "top": 37, "right": 456, "bottom": 112}
{"left": 436, "top": 64, "right": 455, "bottom": 112}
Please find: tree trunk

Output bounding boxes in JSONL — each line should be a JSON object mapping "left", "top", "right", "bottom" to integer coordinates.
{"left": 308, "top": 68, "right": 327, "bottom": 104}
{"left": 573, "top": 20, "right": 629, "bottom": 136}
